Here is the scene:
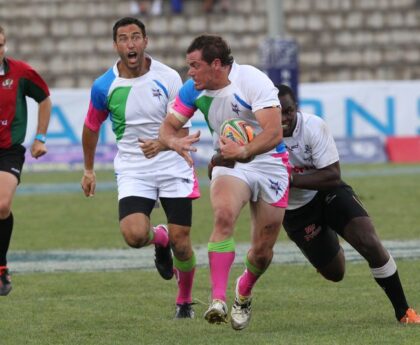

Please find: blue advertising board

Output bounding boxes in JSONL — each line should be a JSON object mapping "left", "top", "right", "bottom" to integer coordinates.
{"left": 259, "top": 38, "right": 299, "bottom": 99}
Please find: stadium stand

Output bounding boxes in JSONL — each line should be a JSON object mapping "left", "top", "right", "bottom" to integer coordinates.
{"left": 1, "top": 0, "right": 420, "bottom": 87}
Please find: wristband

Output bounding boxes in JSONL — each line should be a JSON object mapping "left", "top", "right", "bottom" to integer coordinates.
{"left": 35, "top": 133, "right": 47, "bottom": 143}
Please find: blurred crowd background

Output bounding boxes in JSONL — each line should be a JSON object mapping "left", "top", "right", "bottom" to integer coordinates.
{"left": 1, "top": 0, "right": 420, "bottom": 88}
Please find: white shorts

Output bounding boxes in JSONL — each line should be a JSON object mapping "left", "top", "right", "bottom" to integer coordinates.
{"left": 117, "top": 169, "right": 200, "bottom": 201}
{"left": 211, "top": 152, "right": 289, "bottom": 207}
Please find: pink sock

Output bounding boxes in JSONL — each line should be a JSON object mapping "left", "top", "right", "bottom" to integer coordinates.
{"left": 208, "top": 251, "right": 235, "bottom": 301}
{"left": 238, "top": 269, "right": 259, "bottom": 297}
{"left": 175, "top": 268, "right": 195, "bottom": 304}
{"left": 151, "top": 226, "right": 169, "bottom": 247}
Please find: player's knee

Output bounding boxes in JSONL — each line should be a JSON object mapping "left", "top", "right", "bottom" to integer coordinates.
{"left": 317, "top": 253, "right": 345, "bottom": 282}
{"left": 124, "top": 236, "right": 149, "bottom": 248}
{"left": 250, "top": 247, "right": 273, "bottom": 269}
{"left": 172, "top": 242, "right": 192, "bottom": 261}
{"left": 170, "top": 228, "right": 192, "bottom": 259}
{"left": 121, "top": 227, "right": 149, "bottom": 248}
{"left": 321, "top": 270, "right": 345, "bottom": 282}
{"left": 0, "top": 201, "right": 11, "bottom": 219}
{"left": 213, "top": 208, "right": 235, "bottom": 233}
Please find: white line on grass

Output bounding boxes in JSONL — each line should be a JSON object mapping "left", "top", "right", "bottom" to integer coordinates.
{"left": 16, "top": 166, "right": 420, "bottom": 195}
{"left": 9, "top": 240, "right": 420, "bottom": 274}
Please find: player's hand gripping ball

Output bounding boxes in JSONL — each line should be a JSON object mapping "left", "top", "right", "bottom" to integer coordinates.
{"left": 220, "top": 118, "right": 255, "bottom": 162}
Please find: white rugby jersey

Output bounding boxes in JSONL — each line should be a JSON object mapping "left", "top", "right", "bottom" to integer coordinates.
{"left": 85, "top": 56, "right": 191, "bottom": 174}
{"left": 284, "top": 111, "right": 339, "bottom": 210}
{"left": 170, "top": 62, "right": 286, "bottom": 156}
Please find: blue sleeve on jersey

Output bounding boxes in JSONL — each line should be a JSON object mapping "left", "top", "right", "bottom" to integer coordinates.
{"left": 276, "top": 141, "right": 287, "bottom": 153}
{"left": 178, "top": 79, "right": 201, "bottom": 108}
{"left": 91, "top": 67, "right": 116, "bottom": 111}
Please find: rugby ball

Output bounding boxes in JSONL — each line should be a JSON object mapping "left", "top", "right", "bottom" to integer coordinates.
{"left": 220, "top": 118, "right": 255, "bottom": 146}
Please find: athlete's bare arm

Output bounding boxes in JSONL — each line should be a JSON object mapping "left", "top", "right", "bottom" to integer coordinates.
{"left": 81, "top": 125, "right": 99, "bottom": 197}
{"left": 159, "top": 113, "right": 200, "bottom": 167}
{"left": 139, "top": 127, "right": 189, "bottom": 159}
{"left": 291, "top": 161, "right": 342, "bottom": 191}
{"left": 30, "top": 96, "right": 51, "bottom": 159}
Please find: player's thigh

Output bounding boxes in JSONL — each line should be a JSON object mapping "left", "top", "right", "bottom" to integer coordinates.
{"left": 0, "top": 172, "right": 18, "bottom": 211}
{"left": 0, "top": 144, "right": 25, "bottom": 183}
{"left": 210, "top": 171, "right": 251, "bottom": 222}
{"left": 317, "top": 247, "right": 346, "bottom": 282}
{"left": 223, "top": 155, "right": 289, "bottom": 208}
{"left": 116, "top": 173, "right": 158, "bottom": 202}
{"left": 116, "top": 173, "right": 158, "bottom": 228}
{"left": 324, "top": 185, "right": 379, "bottom": 248}
{"left": 0, "top": 145, "right": 24, "bottom": 212}
{"left": 157, "top": 167, "right": 200, "bottom": 201}
{"left": 324, "top": 185, "right": 388, "bottom": 267}
{"left": 160, "top": 197, "right": 192, "bottom": 227}
{"left": 160, "top": 197, "right": 194, "bottom": 258}
{"left": 284, "top": 194, "right": 341, "bottom": 269}
{"left": 118, "top": 196, "right": 155, "bottom": 235}
{"left": 323, "top": 184, "right": 368, "bottom": 236}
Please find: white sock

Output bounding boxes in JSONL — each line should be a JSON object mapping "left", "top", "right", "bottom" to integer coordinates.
{"left": 371, "top": 254, "right": 397, "bottom": 279}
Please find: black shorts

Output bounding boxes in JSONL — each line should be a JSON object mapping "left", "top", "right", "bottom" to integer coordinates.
{"left": 283, "top": 183, "right": 368, "bottom": 268}
{"left": 0, "top": 144, "right": 26, "bottom": 183}
{"left": 119, "top": 196, "right": 193, "bottom": 227}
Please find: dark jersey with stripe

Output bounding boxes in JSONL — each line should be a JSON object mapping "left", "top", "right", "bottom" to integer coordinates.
{"left": 0, "top": 57, "right": 50, "bottom": 149}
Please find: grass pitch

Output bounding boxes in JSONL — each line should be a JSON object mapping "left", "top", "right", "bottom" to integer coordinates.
{"left": 3, "top": 163, "right": 420, "bottom": 344}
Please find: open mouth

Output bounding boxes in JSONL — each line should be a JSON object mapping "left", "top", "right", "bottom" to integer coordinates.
{"left": 127, "top": 51, "right": 137, "bottom": 62}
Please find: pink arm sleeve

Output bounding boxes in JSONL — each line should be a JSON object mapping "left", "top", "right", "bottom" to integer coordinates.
{"left": 84, "top": 101, "right": 108, "bottom": 132}
{"left": 170, "top": 95, "right": 196, "bottom": 122}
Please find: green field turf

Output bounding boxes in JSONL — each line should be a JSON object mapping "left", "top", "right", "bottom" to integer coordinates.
{"left": 11, "top": 163, "right": 420, "bottom": 249}
{"left": 1, "top": 263, "right": 419, "bottom": 344}
{"left": 3, "top": 163, "right": 420, "bottom": 344}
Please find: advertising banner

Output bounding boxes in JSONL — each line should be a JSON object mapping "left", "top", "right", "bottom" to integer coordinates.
{"left": 259, "top": 38, "right": 299, "bottom": 99}
{"left": 24, "top": 81, "right": 420, "bottom": 170}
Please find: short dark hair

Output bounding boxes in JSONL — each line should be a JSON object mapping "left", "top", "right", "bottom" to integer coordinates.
{"left": 112, "top": 17, "right": 146, "bottom": 42}
{"left": 187, "top": 34, "right": 234, "bottom": 66}
{"left": 276, "top": 84, "right": 297, "bottom": 104}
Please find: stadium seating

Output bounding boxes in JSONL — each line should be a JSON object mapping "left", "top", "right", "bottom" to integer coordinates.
{"left": 1, "top": 0, "right": 419, "bottom": 87}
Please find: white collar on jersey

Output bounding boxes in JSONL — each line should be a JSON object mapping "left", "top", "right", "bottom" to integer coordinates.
{"left": 228, "top": 61, "right": 238, "bottom": 80}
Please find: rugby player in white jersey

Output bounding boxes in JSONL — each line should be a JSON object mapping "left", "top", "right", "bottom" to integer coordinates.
{"left": 81, "top": 17, "right": 200, "bottom": 319}
{"left": 159, "top": 34, "right": 289, "bottom": 330}
{"left": 278, "top": 84, "right": 420, "bottom": 324}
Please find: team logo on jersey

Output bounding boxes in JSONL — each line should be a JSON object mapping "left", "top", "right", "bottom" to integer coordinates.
{"left": 152, "top": 88, "right": 162, "bottom": 99}
{"left": 231, "top": 103, "right": 240, "bottom": 116}
{"left": 11, "top": 167, "right": 21, "bottom": 174}
{"left": 0, "top": 120, "right": 8, "bottom": 126}
{"left": 268, "top": 178, "right": 282, "bottom": 196}
{"left": 303, "top": 224, "right": 321, "bottom": 242}
{"left": 286, "top": 143, "right": 299, "bottom": 151}
{"left": 303, "top": 145, "right": 314, "bottom": 164}
{"left": 2, "top": 78, "right": 13, "bottom": 89}
{"left": 325, "top": 194, "right": 337, "bottom": 204}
